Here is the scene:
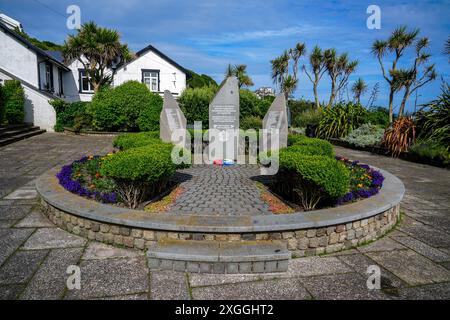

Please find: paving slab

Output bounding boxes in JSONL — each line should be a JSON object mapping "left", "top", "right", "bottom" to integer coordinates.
{"left": 15, "top": 211, "right": 54, "bottom": 228}
{"left": 357, "top": 237, "right": 407, "bottom": 253}
{"left": 0, "top": 205, "right": 34, "bottom": 220}
{"left": 396, "top": 282, "right": 450, "bottom": 300}
{"left": 96, "top": 293, "right": 148, "bottom": 300}
{"left": 22, "top": 228, "right": 86, "bottom": 250}
{"left": 20, "top": 248, "right": 84, "bottom": 300}
{"left": 300, "top": 273, "right": 389, "bottom": 300}
{"left": 4, "top": 189, "right": 38, "bottom": 200}
{"left": 82, "top": 242, "right": 143, "bottom": 260}
{"left": 191, "top": 278, "right": 311, "bottom": 300}
{"left": 150, "top": 271, "right": 189, "bottom": 300}
{"left": 0, "top": 284, "right": 25, "bottom": 300}
{"left": 367, "top": 249, "right": 450, "bottom": 286}
{"left": 65, "top": 257, "right": 148, "bottom": 299}
{"left": 391, "top": 235, "right": 450, "bottom": 263}
{"left": 0, "top": 228, "right": 34, "bottom": 266}
{"left": 188, "top": 273, "right": 261, "bottom": 288}
{"left": 0, "top": 220, "right": 17, "bottom": 228}
{"left": 398, "top": 221, "right": 450, "bottom": 248}
{"left": 0, "top": 250, "right": 48, "bottom": 284}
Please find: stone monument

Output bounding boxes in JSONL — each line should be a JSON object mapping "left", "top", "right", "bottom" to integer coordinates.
{"left": 209, "top": 76, "right": 240, "bottom": 160}
{"left": 262, "top": 93, "right": 288, "bottom": 151}
{"left": 160, "top": 90, "right": 187, "bottom": 147}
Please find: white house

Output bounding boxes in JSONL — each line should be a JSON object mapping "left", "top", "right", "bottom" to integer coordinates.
{"left": 0, "top": 14, "right": 188, "bottom": 131}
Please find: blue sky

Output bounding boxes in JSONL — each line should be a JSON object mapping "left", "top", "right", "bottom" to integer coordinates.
{"left": 1, "top": 0, "right": 449, "bottom": 112}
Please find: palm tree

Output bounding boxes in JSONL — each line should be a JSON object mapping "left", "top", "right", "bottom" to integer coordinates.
{"left": 282, "top": 74, "right": 298, "bottom": 99}
{"left": 270, "top": 51, "right": 290, "bottom": 91}
{"left": 289, "top": 42, "right": 306, "bottom": 80}
{"left": 324, "top": 49, "right": 358, "bottom": 107}
{"left": 372, "top": 26, "right": 419, "bottom": 123}
{"left": 392, "top": 37, "right": 437, "bottom": 116}
{"left": 444, "top": 36, "right": 450, "bottom": 62}
{"left": 303, "top": 46, "right": 327, "bottom": 109}
{"left": 63, "top": 22, "right": 131, "bottom": 92}
{"left": 225, "top": 64, "right": 254, "bottom": 88}
{"left": 351, "top": 78, "right": 368, "bottom": 104}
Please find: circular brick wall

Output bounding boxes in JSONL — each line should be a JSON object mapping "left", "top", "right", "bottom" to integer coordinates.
{"left": 36, "top": 166, "right": 404, "bottom": 257}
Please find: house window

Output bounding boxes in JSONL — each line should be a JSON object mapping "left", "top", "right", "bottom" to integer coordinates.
{"left": 142, "top": 70, "right": 159, "bottom": 92}
{"left": 58, "top": 68, "right": 64, "bottom": 96}
{"left": 44, "top": 62, "right": 54, "bottom": 92}
{"left": 79, "top": 69, "right": 94, "bottom": 93}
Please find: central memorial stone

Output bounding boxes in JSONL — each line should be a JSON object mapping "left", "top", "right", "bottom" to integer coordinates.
{"left": 160, "top": 90, "right": 187, "bottom": 148}
{"left": 209, "top": 77, "right": 240, "bottom": 160}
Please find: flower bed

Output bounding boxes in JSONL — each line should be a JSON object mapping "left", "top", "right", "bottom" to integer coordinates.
{"left": 56, "top": 155, "right": 118, "bottom": 204}
{"left": 335, "top": 156, "right": 384, "bottom": 205}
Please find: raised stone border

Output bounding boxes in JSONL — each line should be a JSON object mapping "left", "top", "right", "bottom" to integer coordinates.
{"left": 36, "top": 165, "right": 404, "bottom": 258}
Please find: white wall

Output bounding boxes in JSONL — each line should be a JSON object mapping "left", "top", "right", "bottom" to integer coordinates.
{"left": 63, "top": 59, "right": 94, "bottom": 102}
{"left": 0, "top": 29, "right": 38, "bottom": 87}
{"left": 0, "top": 70, "right": 56, "bottom": 131}
{"left": 114, "top": 50, "right": 186, "bottom": 97}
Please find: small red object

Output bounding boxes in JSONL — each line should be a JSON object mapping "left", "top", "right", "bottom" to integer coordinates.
{"left": 213, "top": 159, "right": 223, "bottom": 165}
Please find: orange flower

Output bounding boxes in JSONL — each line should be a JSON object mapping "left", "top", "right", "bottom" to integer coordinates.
{"left": 95, "top": 172, "right": 101, "bottom": 178}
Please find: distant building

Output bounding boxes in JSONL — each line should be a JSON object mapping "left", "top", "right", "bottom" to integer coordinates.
{"left": 0, "top": 13, "right": 23, "bottom": 32}
{"left": 254, "top": 87, "right": 275, "bottom": 98}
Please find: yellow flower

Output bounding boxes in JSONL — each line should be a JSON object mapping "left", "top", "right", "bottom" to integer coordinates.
{"left": 358, "top": 184, "right": 363, "bottom": 188}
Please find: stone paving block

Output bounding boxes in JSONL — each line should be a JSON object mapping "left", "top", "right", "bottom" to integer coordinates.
{"left": 396, "top": 282, "right": 450, "bottom": 300}
{"left": 398, "top": 217, "right": 450, "bottom": 248}
{"left": 357, "top": 237, "right": 406, "bottom": 253}
{"left": 65, "top": 257, "right": 148, "bottom": 299}
{"left": 0, "top": 205, "right": 33, "bottom": 220}
{"left": 22, "top": 228, "right": 86, "bottom": 250}
{"left": 367, "top": 249, "right": 450, "bottom": 286}
{"left": 0, "top": 220, "right": 17, "bottom": 228}
{"left": 0, "top": 228, "right": 34, "bottom": 266}
{"left": 96, "top": 293, "right": 148, "bottom": 300}
{"left": 150, "top": 271, "right": 189, "bottom": 300}
{"left": 20, "top": 248, "right": 84, "bottom": 300}
{"left": 300, "top": 273, "right": 389, "bottom": 300}
{"left": 15, "top": 211, "right": 54, "bottom": 228}
{"left": 0, "top": 250, "right": 48, "bottom": 284}
{"left": 4, "top": 189, "right": 38, "bottom": 200}
{"left": 191, "top": 278, "right": 311, "bottom": 300}
{"left": 0, "top": 284, "right": 25, "bottom": 300}
{"left": 82, "top": 242, "right": 143, "bottom": 260}
{"left": 391, "top": 235, "right": 450, "bottom": 262}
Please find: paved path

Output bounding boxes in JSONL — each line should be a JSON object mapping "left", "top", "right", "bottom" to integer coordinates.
{"left": 1, "top": 133, "right": 450, "bottom": 300}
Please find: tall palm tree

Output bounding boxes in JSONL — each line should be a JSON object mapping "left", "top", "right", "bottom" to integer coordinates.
{"left": 303, "top": 46, "right": 327, "bottom": 110}
{"left": 282, "top": 75, "right": 298, "bottom": 99}
{"left": 270, "top": 51, "right": 290, "bottom": 91}
{"left": 225, "top": 64, "right": 254, "bottom": 88}
{"left": 63, "top": 22, "right": 131, "bottom": 92}
{"left": 351, "top": 78, "right": 368, "bottom": 104}
{"left": 324, "top": 49, "right": 358, "bottom": 107}
{"left": 392, "top": 38, "right": 437, "bottom": 116}
{"left": 289, "top": 42, "right": 306, "bottom": 80}
{"left": 372, "top": 26, "right": 419, "bottom": 123}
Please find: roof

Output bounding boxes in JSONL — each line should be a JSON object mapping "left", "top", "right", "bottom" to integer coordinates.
{"left": 115, "top": 44, "right": 188, "bottom": 75}
{"left": 0, "top": 21, "right": 69, "bottom": 71}
{"left": 45, "top": 50, "right": 64, "bottom": 64}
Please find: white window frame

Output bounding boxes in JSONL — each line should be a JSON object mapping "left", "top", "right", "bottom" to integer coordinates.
{"left": 79, "top": 69, "right": 94, "bottom": 93}
{"left": 142, "top": 70, "right": 159, "bottom": 92}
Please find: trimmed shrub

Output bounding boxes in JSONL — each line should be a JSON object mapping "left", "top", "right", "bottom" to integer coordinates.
{"left": 276, "top": 151, "right": 350, "bottom": 210}
{"left": 179, "top": 86, "right": 216, "bottom": 128}
{"left": 283, "top": 144, "right": 333, "bottom": 158}
{"left": 342, "top": 123, "right": 385, "bottom": 148}
{"left": 113, "top": 132, "right": 162, "bottom": 150}
{"left": 100, "top": 145, "right": 176, "bottom": 208}
{"left": 317, "top": 102, "right": 366, "bottom": 139}
{"left": 240, "top": 116, "right": 262, "bottom": 130}
{"left": 50, "top": 99, "right": 90, "bottom": 132}
{"left": 288, "top": 135, "right": 334, "bottom": 158}
{"left": 0, "top": 83, "right": 5, "bottom": 124}
{"left": 3, "top": 80, "right": 25, "bottom": 124}
{"left": 87, "top": 81, "right": 163, "bottom": 132}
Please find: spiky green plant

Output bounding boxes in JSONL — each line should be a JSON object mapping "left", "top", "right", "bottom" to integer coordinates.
{"left": 317, "top": 102, "right": 367, "bottom": 139}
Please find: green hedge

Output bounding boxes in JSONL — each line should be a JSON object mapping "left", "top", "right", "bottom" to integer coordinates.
{"left": 287, "top": 134, "right": 333, "bottom": 158}
{"left": 50, "top": 99, "right": 90, "bottom": 132}
{"left": 113, "top": 132, "right": 161, "bottom": 150}
{"left": 88, "top": 81, "right": 163, "bottom": 132}
{"left": 3, "top": 80, "right": 25, "bottom": 124}
{"left": 179, "top": 86, "right": 216, "bottom": 128}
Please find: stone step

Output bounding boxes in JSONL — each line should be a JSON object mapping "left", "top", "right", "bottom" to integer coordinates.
{"left": 147, "top": 239, "right": 291, "bottom": 274}
{"left": 0, "top": 125, "right": 42, "bottom": 139}
{"left": 0, "top": 123, "right": 31, "bottom": 134}
{"left": 0, "top": 128, "right": 46, "bottom": 147}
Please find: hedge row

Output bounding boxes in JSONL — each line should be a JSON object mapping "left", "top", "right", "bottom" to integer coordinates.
{"left": 0, "top": 80, "right": 25, "bottom": 125}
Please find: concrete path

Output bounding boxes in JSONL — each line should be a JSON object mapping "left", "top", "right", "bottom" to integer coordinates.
{"left": 0, "top": 133, "right": 449, "bottom": 300}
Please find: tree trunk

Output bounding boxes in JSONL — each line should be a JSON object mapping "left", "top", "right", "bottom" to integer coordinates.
{"left": 388, "top": 86, "right": 395, "bottom": 124}
{"left": 398, "top": 86, "right": 411, "bottom": 117}
{"left": 313, "top": 83, "right": 319, "bottom": 110}
{"left": 328, "top": 80, "right": 336, "bottom": 108}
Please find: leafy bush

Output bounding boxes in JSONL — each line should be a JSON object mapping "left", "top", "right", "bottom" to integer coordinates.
{"left": 317, "top": 102, "right": 367, "bottom": 139}
{"left": 282, "top": 144, "right": 333, "bottom": 157}
{"left": 382, "top": 117, "right": 416, "bottom": 157}
{"left": 342, "top": 123, "right": 385, "bottom": 147}
{"left": 258, "top": 96, "right": 275, "bottom": 116}
{"left": 3, "top": 80, "right": 25, "bottom": 124}
{"left": 288, "top": 99, "right": 316, "bottom": 119}
{"left": 113, "top": 132, "right": 161, "bottom": 150}
{"left": 240, "top": 116, "right": 262, "bottom": 130}
{"left": 179, "top": 86, "right": 216, "bottom": 128}
{"left": 276, "top": 150, "right": 350, "bottom": 210}
{"left": 415, "top": 83, "right": 450, "bottom": 150}
{"left": 50, "top": 99, "right": 90, "bottom": 132}
{"left": 409, "top": 140, "right": 450, "bottom": 166}
{"left": 100, "top": 146, "right": 176, "bottom": 208}
{"left": 292, "top": 109, "right": 323, "bottom": 128}
{"left": 87, "top": 81, "right": 163, "bottom": 132}
{"left": 240, "top": 89, "right": 262, "bottom": 119}
{"left": 0, "top": 83, "right": 5, "bottom": 124}
{"left": 288, "top": 135, "right": 334, "bottom": 158}
{"left": 362, "top": 107, "right": 389, "bottom": 127}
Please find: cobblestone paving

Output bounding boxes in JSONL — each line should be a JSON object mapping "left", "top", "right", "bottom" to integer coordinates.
{"left": 170, "top": 165, "right": 272, "bottom": 215}
{"left": 1, "top": 134, "right": 450, "bottom": 300}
